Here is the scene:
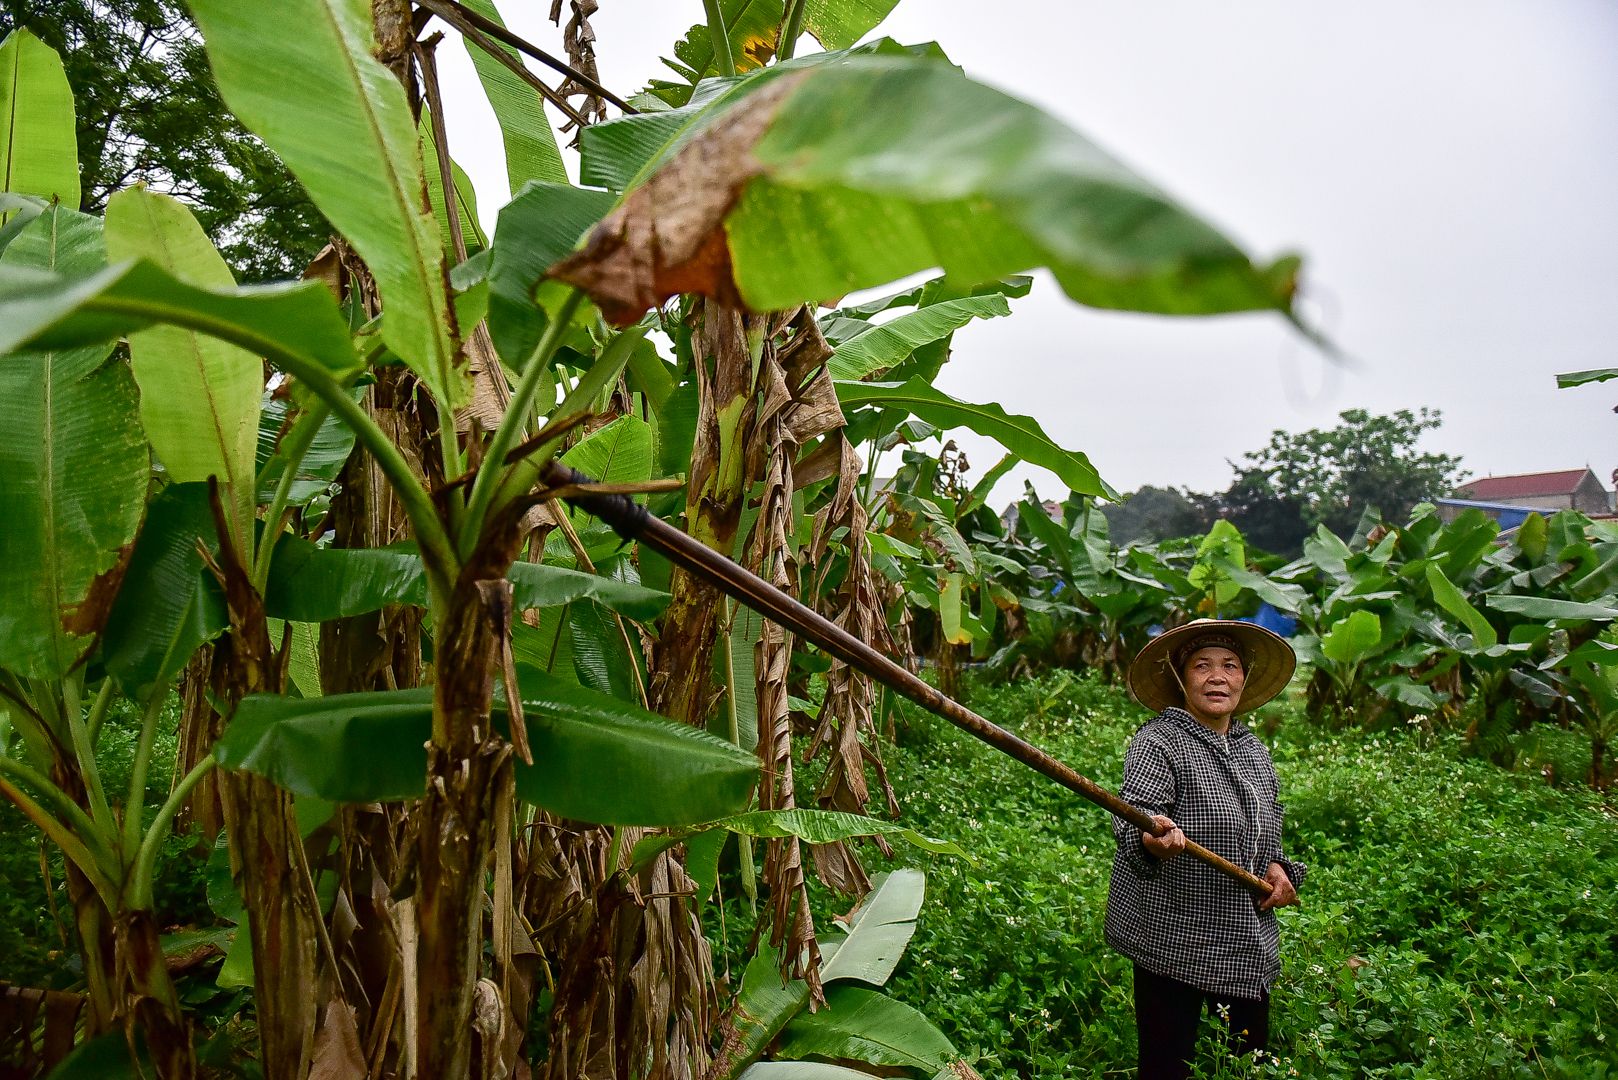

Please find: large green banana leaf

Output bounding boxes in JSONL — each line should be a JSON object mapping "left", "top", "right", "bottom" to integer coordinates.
{"left": 100, "top": 483, "right": 227, "bottom": 702}
{"left": 459, "top": 0, "right": 568, "bottom": 193}
{"left": 0, "top": 29, "right": 78, "bottom": 206}
{"left": 1556, "top": 367, "right": 1618, "bottom": 388}
{"left": 263, "top": 535, "right": 670, "bottom": 622}
{"left": 775, "top": 985, "right": 960, "bottom": 1071}
{"left": 186, "top": 0, "right": 463, "bottom": 407}
{"left": 214, "top": 668, "right": 757, "bottom": 825}
{"left": 420, "top": 115, "right": 489, "bottom": 255}
{"left": 488, "top": 181, "right": 615, "bottom": 365}
{"left": 1319, "top": 610, "right": 1384, "bottom": 667}
{"left": 556, "top": 55, "right": 1298, "bottom": 325}
{"left": 736, "top": 1065, "right": 875, "bottom": 1080}
{"left": 105, "top": 188, "right": 263, "bottom": 545}
{"left": 0, "top": 207, "right": 148, "bottom": 680}
{"left": 712, "top": 869, "right": 926, "bottom": 1079}
{"left": 567, "top": 597, "right": 646, "bottom": 703}
{"left": 836, "top": 378, "right": 1109, "bottom": 498}
{"left": 0, "top": 260, "right": 360, "bottom": 381}
{"left": 0, "top": 192, "right": 46, "bottom": 252}
{"left": 545, "top": 414, "right": 656, "bottom": 563}
{"left": 1424, "top": 563, "right": 1498, "bottom": 649}
{"left": 255, "top": 392, "right": 357, "bottom": 506}
{"left": 827, "top": 293, "right": 1012, "bottom": 381}
{"left": 1486, "top": 595, "right": 1618, "bottom": 623}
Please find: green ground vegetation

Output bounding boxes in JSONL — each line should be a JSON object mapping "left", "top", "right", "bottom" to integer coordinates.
{"left": 862, "top": 671, "right": 1618, "bottom": 1079}
{"left": 5, "top": 669, "right": 1615, "bottom": 1077}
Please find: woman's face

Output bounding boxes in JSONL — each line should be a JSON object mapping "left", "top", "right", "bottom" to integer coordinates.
{"left": 1182, "top": 646, "right": 1246, "bottom": 725}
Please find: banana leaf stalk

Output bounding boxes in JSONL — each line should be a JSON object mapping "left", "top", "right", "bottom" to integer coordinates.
{"left": 540, "top": 460, "right": 1274, "bottom": 897}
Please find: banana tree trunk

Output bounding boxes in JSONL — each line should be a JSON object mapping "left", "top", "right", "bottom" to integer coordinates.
{"left": 648, "top": 305, "right": 764, "bottom": 725}
{"left": 209, "top": 518, "right": 322, "bottom": 1080}
{"left": 416, "top": 535, "right": 523, "bottom": 1077}
{"left": 114, "top": 910, "right": 194, "bottom": 1080}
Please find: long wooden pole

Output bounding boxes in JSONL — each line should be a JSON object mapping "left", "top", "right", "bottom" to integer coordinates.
{"left": 542, "top": 462, "right": 1274, "bottom": 897}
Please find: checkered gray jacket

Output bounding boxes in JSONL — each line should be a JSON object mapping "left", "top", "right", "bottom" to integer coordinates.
{"left": 1103, "top": 707, "right": 1307, "bottom": 1000}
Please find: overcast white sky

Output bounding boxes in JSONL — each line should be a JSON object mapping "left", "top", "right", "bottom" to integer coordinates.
{"left": 433, "top": 1, "right": 1618, "bottom": 503}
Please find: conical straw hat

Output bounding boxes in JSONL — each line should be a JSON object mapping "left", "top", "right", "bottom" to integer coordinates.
{"left": 1127, "top": 619, "right": 1296, "bottom": 715}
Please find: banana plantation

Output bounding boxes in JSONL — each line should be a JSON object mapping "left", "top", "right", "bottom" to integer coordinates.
{"left": 0, "top": 1, "right": 1608, "bottom": 1078}
{"left": 966, "top": 489, "right": 1618, "bottom": 786}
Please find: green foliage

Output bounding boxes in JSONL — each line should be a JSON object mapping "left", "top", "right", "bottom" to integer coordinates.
{"left": 186, "top": 0, "right": 463, "bottom": 408}
{"left": 106, "top": 187, "right": 262, "bottom": 543}
{"left": 1222, "top": 409, "right": 1467, "bottom": 551}
{"left": 1, "top": 1, "right": 328, "bottom": 281}
{"left": 873, "top": 671, "right": 1618, "bottom": 1078}
{"left": 837, "top": 379, "right": 1109, "bottom": 499}
{"left": 0, "top": 27, "right": 79, "bottom": 205}
{"left": 712, "top": 869, "right": 944, "bottom": 1078}
{"left": 648, "top": 0, "right": 903, "bottom": 106}
{"left": 457, "top": 0, "right": 568, "bottom": 194}
{"left": 214, "top": 669, "right": 758, "bottom": 825}
{"left": 0, "top": 694, "right": 205, "bottom": 989}
{"left": 1100, "top": 485, "right": 1208, "bottom": 547}
{"left": 0, "top": 206, "right": 148, "bottom": 680}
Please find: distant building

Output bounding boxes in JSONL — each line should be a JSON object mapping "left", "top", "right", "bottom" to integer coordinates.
{"left": 1438, "top": 468, "right": 1613, "bottom": 525}
{"left": 1000, "top": 498, "right": 1062, "bottom": 532}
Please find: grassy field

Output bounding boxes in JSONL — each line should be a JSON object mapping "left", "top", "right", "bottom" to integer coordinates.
{"left": 856, "top": 670, "right": 1618, "bottom": 1078}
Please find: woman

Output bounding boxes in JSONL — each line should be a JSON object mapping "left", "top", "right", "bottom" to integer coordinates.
{"left": 1104, "top": 619, "right": 1306, "bottom": 1080}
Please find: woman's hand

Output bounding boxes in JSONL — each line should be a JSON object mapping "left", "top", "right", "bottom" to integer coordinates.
{"left": 1258, "top": 862, "right": 1299, "bottom": 910}
{"left": 1141, "top": 814, "right": 1186, "bottom": 860}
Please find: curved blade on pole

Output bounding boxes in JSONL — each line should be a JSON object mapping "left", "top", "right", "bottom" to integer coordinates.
{"left": 540, "top": 460, "right": 1273, "bottom": 897}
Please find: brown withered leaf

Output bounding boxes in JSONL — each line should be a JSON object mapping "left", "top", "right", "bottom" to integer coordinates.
{"left": 802, "top": 434, "right": 903, "bottom": 895}
{"left": 551, "top": 73, "right": 809, "bottom": 326}
{"left": 749, "top": 348, "right": 824, "bottom": 1003}
{"left": 458, "top": 322, "right": 512, "bottom": 436}
{"left": 309, "top": 999, "right": 366, "bottom": 1080}
{"left": 59, "top": 541, "right": 134, "bottom": 639}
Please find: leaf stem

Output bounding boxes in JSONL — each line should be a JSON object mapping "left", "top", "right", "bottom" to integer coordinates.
{"left": 0, "top": 753, "right": 119, "bottom": 870}
{"left": 84, "top": 677, "right": 115, "bottom": 748}
{"left": 58, "top": 675, "right": 116, "bottom": 837}
{"left": 129, "top": 756, "right": 216, "bottom": 908}
{"left": 252, "top": 401, "right": 331, "bottom": 593}
{"left": 460, "top": 287, "right": 586, "bottom": 557}
{"left": 777, "top": 0, "right": 807, "bottom": 62}
{"left": 703, "top": 0, "right": 736, "bottom": 77}
{"left": 122, "top": 686, "right": 170, "bottom": 861}
{"left": 488, "top": 322, "right": 648, "bottom": 516}
{"left": 0, "top": 766, "right": 119, "bottom": 905}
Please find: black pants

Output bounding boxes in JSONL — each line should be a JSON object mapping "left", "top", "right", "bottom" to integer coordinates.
{"left": 1132, "top": 964, "right": 1270, "bottom": 1080}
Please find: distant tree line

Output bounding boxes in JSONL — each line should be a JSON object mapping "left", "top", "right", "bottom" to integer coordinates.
{"left": 1102, "top": 408, "right": 1467, "bottom": 556}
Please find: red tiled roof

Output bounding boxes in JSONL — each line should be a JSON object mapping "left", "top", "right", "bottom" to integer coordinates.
{"left": 1458, "top": 469, "right": 1591, "bottom": 500}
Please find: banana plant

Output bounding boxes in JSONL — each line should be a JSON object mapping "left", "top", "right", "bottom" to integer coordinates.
{"left": 704, "top": 869, "right": 984, "bottom": 1079}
